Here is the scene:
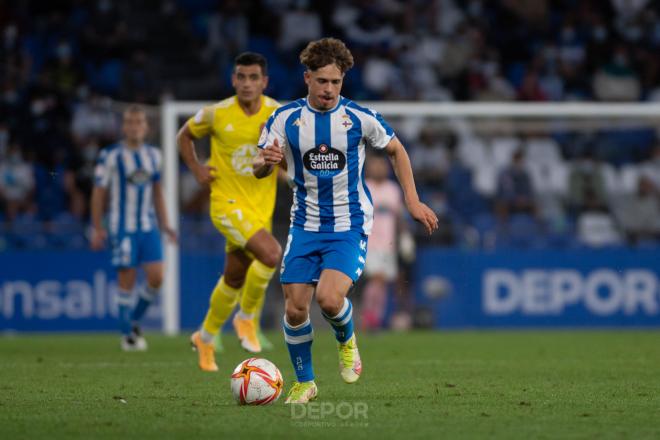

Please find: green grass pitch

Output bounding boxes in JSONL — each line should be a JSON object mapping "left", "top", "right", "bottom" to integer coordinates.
{"left": 1, "top": 330, "right": 659, "bottom": 439}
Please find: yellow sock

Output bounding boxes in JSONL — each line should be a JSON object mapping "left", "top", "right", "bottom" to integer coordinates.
{"left": 202, "top": 276, "right": 240, "bottom": 335}
{"left": 239, "top": 260, "right": 275, "bottom": 317}
{"left": 252, "top": 287, "right": 266, "bottom": 331}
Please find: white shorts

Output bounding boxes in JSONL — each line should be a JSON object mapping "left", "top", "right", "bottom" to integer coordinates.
{"left": 364, "top": 250, "right": 398, "bottom": 281}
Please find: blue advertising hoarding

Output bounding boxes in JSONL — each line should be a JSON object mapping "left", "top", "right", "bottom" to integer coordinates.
{"left": 0, "top": 251, "right": 137, "bottom": 331}
{"left": 0, "top": 250, "right": 225, "bottom": 332}
{"left": 415, "top": 248, "right": 660, "bottom": 327}
{"left": 0, "top": 250, "right": 224, "bottom": 331}
{"left": 2, "top": 248, "right": 659, "bottom": 331}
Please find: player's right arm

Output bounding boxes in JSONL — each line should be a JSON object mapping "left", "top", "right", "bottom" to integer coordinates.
{"left": 90, "top": 186, "right": 107, "bottom": 250}
{"left": 177, "top": 106, "right": 216, "bottom": 186}
{"left": 253, "top": 138, "right": 284, "bottom": 178}
{"left": 254, "top": 112, "right": 287, "bottom": 179}
{"left": 90, "top": 149, "right": 112, "bottom": 251}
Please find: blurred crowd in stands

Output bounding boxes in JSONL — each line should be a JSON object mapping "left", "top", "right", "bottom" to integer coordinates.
{"left": 1, "top": 0, "right": 660, "bottom": 251}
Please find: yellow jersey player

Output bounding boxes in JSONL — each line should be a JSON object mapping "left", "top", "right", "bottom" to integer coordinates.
{"left": 177, "top": 52, "right": 282, "bottom": 372}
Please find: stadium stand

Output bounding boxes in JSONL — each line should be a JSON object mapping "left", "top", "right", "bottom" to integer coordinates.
{"left": 1, "top": 0, "right": 660, "bottom": 250}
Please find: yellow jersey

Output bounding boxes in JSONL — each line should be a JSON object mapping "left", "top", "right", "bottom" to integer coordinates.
{"left": 187, "top": 95, "right": 280, "bottom": 219}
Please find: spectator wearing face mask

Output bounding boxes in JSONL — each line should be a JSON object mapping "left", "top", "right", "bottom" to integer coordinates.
{"left": 592, "top": 44, "right": 641, "bottom": 101}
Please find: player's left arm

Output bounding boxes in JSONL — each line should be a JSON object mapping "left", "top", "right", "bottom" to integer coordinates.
{"left": 384, "top": 137, "right": 439, "bottom": 235}
{"left": 395, "top": 186, "right": 416, "bottom": 263}
{"left": 152, "top": 181, "right": 177, "bottom": 244}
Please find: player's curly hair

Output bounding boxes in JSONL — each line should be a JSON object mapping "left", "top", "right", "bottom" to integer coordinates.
{"left": 299, "top": 38, "right": 354, "bottom": 73}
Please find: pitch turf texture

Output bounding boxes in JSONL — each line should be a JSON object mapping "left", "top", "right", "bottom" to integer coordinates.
{"left": 1, "top": 331, "right": 659, "bottom": 439}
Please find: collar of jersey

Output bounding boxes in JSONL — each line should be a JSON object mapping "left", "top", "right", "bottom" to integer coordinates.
{"left": 304, "top": 96, "right": 344, "bottom": 115}
{"left": 119, "top": 141, "right": 145, "bottom": 152}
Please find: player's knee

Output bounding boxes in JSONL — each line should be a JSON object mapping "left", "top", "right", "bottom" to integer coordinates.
{"left": 285, "top": 302, "right": 309, "bottom": 326}
{"left": 146, "top": 273, "right": 163, "bottom": 288}
{"left": 223, "top": 273, "right": 245, "bottom": 290}
{"left": 259, "top": 242, "right": 282, "bottom": 269}
{"left": 316, "top": 292, "right": 343, "bottom": 316}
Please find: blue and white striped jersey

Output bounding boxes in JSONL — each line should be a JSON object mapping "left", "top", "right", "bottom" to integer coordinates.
{"left": 94, "top": 143, "right": 162, "bottom": 235}
{"left": 258, "top": 97, "right": 395, "bottom": 234}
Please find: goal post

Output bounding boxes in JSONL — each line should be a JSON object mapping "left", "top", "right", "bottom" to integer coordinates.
{"left": 159, "top": 101, "right": 660, "bottom": 335}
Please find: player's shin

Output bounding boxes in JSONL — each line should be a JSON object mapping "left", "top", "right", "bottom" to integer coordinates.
{"left": 283, "top": 316, "right": 315, "bottom": 382}
{"left": 238, "top": 260, "right": 275, "bottom": 318}
{"left": 201, "top": 276, "right": 240, "bottom": 343}
{"left": 322, "top": 297, "right": 354, "bottom": 343}
{"left": 130, "top": 284, "right": 159, "bottom": 324}
{"left": 117, "top": 289, "right": 133, "bottom": 336}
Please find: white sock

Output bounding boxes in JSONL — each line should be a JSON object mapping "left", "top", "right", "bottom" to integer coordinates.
{"left": 200, "top": 328, "right": 214, "bottom": 344}
{"left": 237, "top": 310, "right": 254, "bottom": 320}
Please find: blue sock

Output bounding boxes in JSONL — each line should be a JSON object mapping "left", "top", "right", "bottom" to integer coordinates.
{"left": 130, "top": 284, "right": 159, "bottom": 323}
{"left": 117, "top": 289, "right": 133, "bottom": 336}
{"left": 322, "top": 298, "right": 354, "bottom": 343}
{"left": 283, "top": 317, "right": 315, "bottom": 382}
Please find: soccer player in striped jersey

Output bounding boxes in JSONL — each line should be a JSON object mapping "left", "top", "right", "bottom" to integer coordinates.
{"left": 91, "top": 105, "right": 177, "bottom": 351}
{"left": 178, "top": 52, "right": 282, "bottom": 372}
{"left": 254, "top": 38, "right": 439, "bottom": 403}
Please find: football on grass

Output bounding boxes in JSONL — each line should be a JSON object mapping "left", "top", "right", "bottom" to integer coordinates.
{"left": 230, "top": 358, "right": 283, "bottom": 405}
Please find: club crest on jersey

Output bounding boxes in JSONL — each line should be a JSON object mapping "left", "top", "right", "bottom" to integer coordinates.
{"left": 128, "top": 169, "right": 151, "bottom": 186}
{"left": 232, "top": 144, "right": 258, "bottom": 176}
{"left": 340, "top": 114, "right": 353, "bottom": 129}
{"left": 303, "top": 144, "right": 346, "bottom": 178}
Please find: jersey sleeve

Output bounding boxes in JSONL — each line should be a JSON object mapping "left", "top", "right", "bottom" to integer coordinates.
{"left": 364, "top": 110, "right": 395, "bottom": 150}
{"left": 94, "top": 149, "right": 113, "bottom": 188}
{"left": 186, "top": 105, "right": 216, "bottom": 138}
{"left": 257, "top": 112, "right": 287, "bottom": 150}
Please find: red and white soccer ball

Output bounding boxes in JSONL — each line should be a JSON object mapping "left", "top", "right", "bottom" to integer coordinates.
{"left": 230, "top": 358, "right": 283, "bottom": 405}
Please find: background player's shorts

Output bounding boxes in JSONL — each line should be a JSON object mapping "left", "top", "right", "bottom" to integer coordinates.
{"left": 280, "top": 228, "right": 368, "bottom": 284}
{"left": 210, "top": 201, "right": 271, "bottom": 253}
{"left": 365, "top": 250, "right": 398, "bottom": 281}
{"left": 111, "top": 229, "right": 163, "bottom": 268}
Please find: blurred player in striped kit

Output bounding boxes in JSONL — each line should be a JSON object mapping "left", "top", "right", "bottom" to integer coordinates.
{"left": 178, "top": 52, "right": 282, "bottom": 372}
{"left": 91, "top": 105, "right": 177, "bottom": 351}
{"left": 254, "top": 38, "right": 438, "bottom": 403}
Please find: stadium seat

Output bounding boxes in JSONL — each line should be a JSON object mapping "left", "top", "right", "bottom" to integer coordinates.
{"left": 457, "top": 137, "right": 488, "bottom": 170}
{"left": 490, "top": 136, "right": 520, "bottom": 169}
{"left": 601, "top": 163, "right": 621, "bottom": 196}
{"left": 618, "top": 164, "right": 641, "bottom": 194}
{"left": 473, "top": 163, "right": 498, "bottom": 197}
{"left": 525, "top": 137, "right": 562, "bottom": 164}
{"left": 505, "top": 214, "right": 541, "bottom": 249}
{"left": 597, "top": 128, "right": 656, "bottom": 165}
{"left": 576, "top": 212, "right": 624, "bottom": 248}
{"left": 47, "top": 213, "right": 86, "bottom": 249}
{"left": 9, "top": 214, "right": 47, "bottom": 249}
{"left": 527, "top": 161, "right": 569, "bottom": 196}
{"left": 470, "top": 212, "right": 498, "bottom": 249}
